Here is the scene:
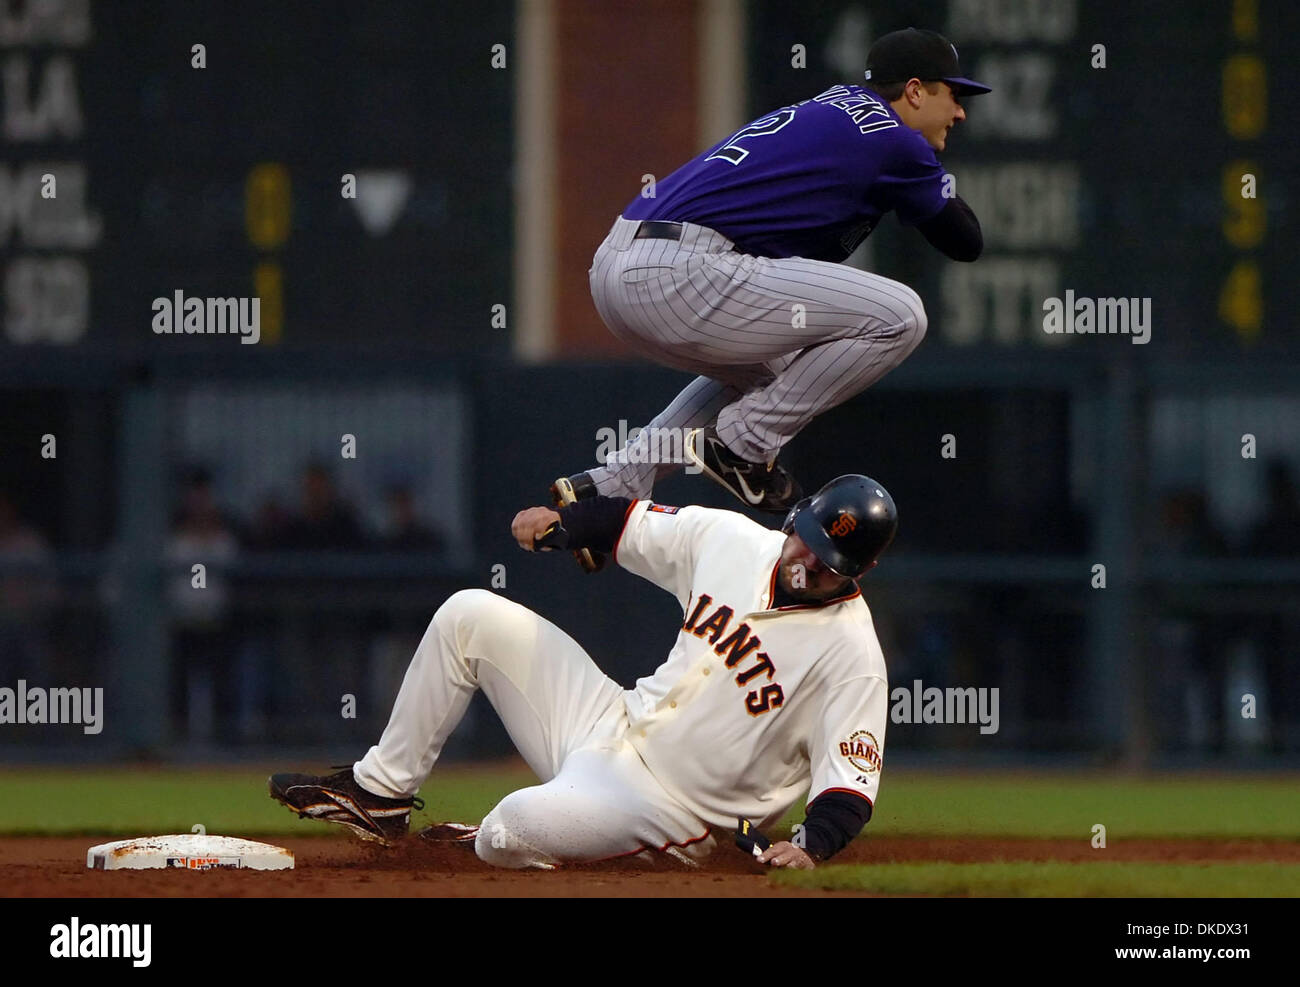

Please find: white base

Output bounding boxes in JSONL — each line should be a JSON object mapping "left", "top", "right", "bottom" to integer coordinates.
{"left": 87, "top": 835, "right": 294, "bottom": 871}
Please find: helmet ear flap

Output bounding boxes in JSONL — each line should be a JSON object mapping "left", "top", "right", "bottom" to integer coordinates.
{"left": 782, "top": 497, "right": 812, "bottom": 535}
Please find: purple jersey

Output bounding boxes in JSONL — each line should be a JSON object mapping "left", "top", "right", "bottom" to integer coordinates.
{"left": 622, "top": 85, "right": 949, "bottom": 263}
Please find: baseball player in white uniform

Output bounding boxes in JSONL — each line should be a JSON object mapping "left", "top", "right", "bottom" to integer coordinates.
{"left": 551, "top": 29, "right": 986, "bottom": 574}
{"left": 269, "top": 474, "right": 898, "bottom": 870}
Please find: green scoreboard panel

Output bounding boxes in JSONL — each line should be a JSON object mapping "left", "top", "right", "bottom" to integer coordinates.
{"left": 2, "top": 0, "right": 513, "bottom": 351}
{"left": 747, "top": 0, "right": 1295, "bottom": 353}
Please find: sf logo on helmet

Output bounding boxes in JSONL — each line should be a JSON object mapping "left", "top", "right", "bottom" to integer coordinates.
{"left": 828, "top": 511, "right": 858, "bottom": 537}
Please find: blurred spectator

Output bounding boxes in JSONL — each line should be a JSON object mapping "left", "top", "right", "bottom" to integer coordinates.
{"left": 0, "top": 491, "right": 57, "bottom": 613}
{"left": 1247, "top": 460, "right": 1300, "bottom": 558}
{"left": 1242, "top": 460, "right": 1300, "bottom": 753}
{"left": 166, "top": 468, "right": 238, "bottom": 621}
{"left": 254, "top": 463, "right": 369, "bottom": 742}
{"left": 277, "top": 462, "right": 367, "bottom": 550}
{"left": 0, "top": 491, "right": 58, "bottom": 681}
{"left": 245, "top": 494, "right": 292, "bottom": 551}
{"left": 165, "top": 467, "right": 240, "bottom": 744}
{"left": 1155, "top": 489, "right": 1228, "bottom": 557}
{"left": 381, "top": 485, "right": 444, "bottom": 552}
{"left": 1149, "top": 487, "right": 1230, "bottom": 754}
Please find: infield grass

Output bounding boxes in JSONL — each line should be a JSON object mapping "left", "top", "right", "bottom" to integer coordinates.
{"left": 0, "top": 763, "right": 537, "bottom": 837}
{"left": 0, "top": 764, "right": 1296, "bottom": 841}
{"left": 772, "top": 861, "right": 1300, "bottom": 897}
{"left": 872, "top": 773, "right": 1300, "bottom": 839}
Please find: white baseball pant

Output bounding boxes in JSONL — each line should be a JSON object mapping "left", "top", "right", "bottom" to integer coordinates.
{"left": 353, "top": 589, "right": 714, "bottom": 868}
{"left": 586, "top": 216, "right": 928, "bottom": 498}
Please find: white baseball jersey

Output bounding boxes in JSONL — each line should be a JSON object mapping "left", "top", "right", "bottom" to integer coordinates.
{"left": 615, "top": 499, "right": 889, "bottom": 830}
{"left": 354, "top": 500, "right": 890, "bottom": 868}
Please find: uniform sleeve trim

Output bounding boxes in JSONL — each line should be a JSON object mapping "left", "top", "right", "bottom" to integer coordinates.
{"left": 809, "top": 787, "right": 874, "bottom": 809}
{"left": 611, "top": 499, "right": 640, "bottom": 566}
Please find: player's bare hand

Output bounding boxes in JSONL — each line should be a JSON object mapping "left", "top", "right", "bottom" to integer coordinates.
{"left": 512, "top": 507, "right": 562, "bottom": 551}
{"left": 758, "top": 841, "right": 815, "bottom": 870}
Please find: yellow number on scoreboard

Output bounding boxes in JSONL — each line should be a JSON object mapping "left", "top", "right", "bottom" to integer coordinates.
{"left": 1222, "top": 160, "right": 1264, "bottom": 248}
{"left": 246, "top": 163, "right": 292, "bottom": 249}
{"left": 253, "top": 261, "right": 283, "bottom": 344}
{"left": 1221, "top": 55, "right": 1266, "bottom": 139}
{"left": 1218, "top": 259, "right": 1262, "bottom": 340}
{"left": 1232, "top": 0, "right": 1258, "bottom": 41}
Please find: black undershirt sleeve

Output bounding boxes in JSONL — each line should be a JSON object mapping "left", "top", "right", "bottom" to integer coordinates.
{"left": 556, "top": 496, "right": 635, "bottom": 554}
{"left": 800, "top": 790, "right": 873, "bottom": 861}
{"left": 914, "top": 195, "right": 983, "bottom": 262}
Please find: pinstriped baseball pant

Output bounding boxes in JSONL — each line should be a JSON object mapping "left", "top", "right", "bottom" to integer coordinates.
{"left": 585, "top": 216, "right": 927, "bottom": 498}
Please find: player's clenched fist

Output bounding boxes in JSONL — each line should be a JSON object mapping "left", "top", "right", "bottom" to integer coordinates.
{"left": 758, "top": 841, "right": 815, "bottom": 870}
{"left": 512, "top": 507, "right": 562, "bottom": 551}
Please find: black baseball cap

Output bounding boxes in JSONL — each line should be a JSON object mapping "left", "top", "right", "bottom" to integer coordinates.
{"left": 865, "top": 28, "right": 991, "bottom": 96}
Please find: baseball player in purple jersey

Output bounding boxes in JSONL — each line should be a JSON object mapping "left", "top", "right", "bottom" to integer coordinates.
{"left": 553, "top": 28, "right": 989, "bottom": 572}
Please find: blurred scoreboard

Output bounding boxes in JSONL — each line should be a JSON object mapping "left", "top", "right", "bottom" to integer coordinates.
{"left": 3, "top": 0, "right": 1293, "bottom": 355}
{"left": 747, "top": 0, "right": 1295, "bottom": 352}
{"left": 1, "top": 0, "right": 513, "bottom": 351}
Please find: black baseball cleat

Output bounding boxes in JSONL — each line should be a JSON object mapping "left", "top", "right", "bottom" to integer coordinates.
{"left": 685, "top": 427, "right": 803, "bottom": 513}
{"left": 268, "top": 767, "right": 424, "bottom": 846}
{"left": 550, "top": 472, "right": 606, "bottom": 573}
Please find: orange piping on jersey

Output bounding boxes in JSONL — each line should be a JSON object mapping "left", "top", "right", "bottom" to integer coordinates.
{"left": 772, "top": 583, "right": 862, "bottom": 612}
{"left": 761, "top": 565, "right": 862, "bottom": 614}
{"left": 611, "top": 498, "right": 640, "bottom": 566}
{"left": 808, "top": 787, "right": 874, "bottom": 809}
{"left": 591, "top": 827, "right": 713, "bottom": 864}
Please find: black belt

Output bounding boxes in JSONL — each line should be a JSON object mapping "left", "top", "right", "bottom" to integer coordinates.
{"left": 633, "top": 220, "right": 683, "bottom": 240}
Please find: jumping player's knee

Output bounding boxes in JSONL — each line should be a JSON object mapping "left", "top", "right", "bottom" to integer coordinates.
{"left": 848, "top": 285, "right": 927, "bottom": 356}
{"left": 475, "top": 792, "right": 561, "bottom": 870}
{"left": 894, "top": 287, "right": 928, "bottom": 354}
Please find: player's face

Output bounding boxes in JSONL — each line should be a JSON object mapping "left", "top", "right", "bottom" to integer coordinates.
{"left": 920, "top": 83, "right": 966, "bottom": 151}
{"left": 778, "top": 533, "right": 855, "bottom": 602}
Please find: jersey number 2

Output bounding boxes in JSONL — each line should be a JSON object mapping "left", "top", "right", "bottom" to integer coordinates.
{"left": 706, "top": 108, "right": 796, "bottom": 166}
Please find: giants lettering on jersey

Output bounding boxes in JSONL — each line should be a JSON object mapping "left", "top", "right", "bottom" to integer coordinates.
{"left": 682, "top": 593, "right": 784, "bottom": 716}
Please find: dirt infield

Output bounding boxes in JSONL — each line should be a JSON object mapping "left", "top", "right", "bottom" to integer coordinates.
{"left": 4, "top": 834, "right": 1298, "bottom": 898}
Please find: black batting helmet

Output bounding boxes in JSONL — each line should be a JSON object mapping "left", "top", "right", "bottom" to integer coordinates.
{"left": 781, "top": 475, "right": 897, "bottom": 578}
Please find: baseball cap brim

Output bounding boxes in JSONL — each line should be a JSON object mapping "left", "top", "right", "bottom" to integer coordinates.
{"left": 942, "top": 75, "right": 991, "bottom": 95}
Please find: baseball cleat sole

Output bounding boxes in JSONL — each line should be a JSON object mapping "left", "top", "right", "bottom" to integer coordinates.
{"left": 417, "top": 822, "right": 481, "bottom": 846}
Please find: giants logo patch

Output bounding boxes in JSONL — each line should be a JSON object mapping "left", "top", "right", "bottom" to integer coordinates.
{"left": 839, "top": 730, "right": 881, "bottom": 774}
{"left": 648, "top": 503, "right": 680, "bottom": 514}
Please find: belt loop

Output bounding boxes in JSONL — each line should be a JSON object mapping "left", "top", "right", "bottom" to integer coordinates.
{"left": 612, "top": 216, "right": 640, "bottom": 250}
